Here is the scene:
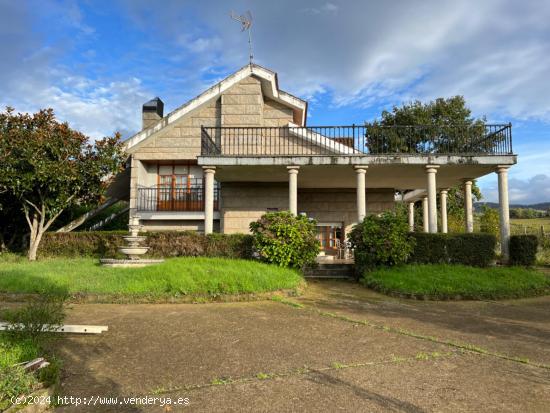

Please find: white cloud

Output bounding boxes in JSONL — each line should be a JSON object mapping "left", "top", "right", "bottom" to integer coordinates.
{"left": 0, "top": 2, "right": 151, "bottom": 139}
{"left": 480, "top": 174, "right": 550, "bottom": 205}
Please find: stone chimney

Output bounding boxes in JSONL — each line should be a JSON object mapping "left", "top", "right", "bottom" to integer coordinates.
{"left": 142, "top": 97, "right": 164, "bottom": 130}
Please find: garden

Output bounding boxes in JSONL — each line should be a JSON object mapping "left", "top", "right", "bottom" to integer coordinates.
{"left": 350, "top": 210, "right": 550, "bottom": 300}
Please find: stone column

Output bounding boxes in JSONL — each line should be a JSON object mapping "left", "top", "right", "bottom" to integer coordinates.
{"left": 422, "top": 196, "right": 429, "bottom": 233}
{"left": 354, "top": 166, "right": 368, "bottom": 222}
{"left": 287, "top": 166, "right": 300, "bottom": 215}
{"left": 203, "top": 166, "right": 216, "bottom": 234}
{"left": 463, "top": 180, "right": 474, "bottom": 233}
{"left": 408, "top": 202, "right": 415, "bottom": 232}
{"left": 426, "top": 165, "right": 440, "bottom": 233}
{"left": 440, "top": 189, "right": 448, "bottom": 234}
{"left": 497, "top": 166, "right": 511, "bottom": 261}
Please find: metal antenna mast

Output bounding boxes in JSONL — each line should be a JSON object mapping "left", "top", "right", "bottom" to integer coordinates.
{"left": 230, "top": 10, "right": 254, "bottom": 64}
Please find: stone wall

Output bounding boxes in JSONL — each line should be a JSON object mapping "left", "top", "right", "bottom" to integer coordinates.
{"left": 220, "top": 183, "right": 288, "bottom": 234}
{"left": 263, "top": 98, "right": 294, "bottom": 127}
{"left": 220, "top": 183, "right": 395, "bottom": 234}
{"left": 129, "top": 75, "right": 300, "bottom": 161}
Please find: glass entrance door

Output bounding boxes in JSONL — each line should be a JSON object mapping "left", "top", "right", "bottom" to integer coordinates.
{"left": 316, "top": 224, "right": 343, "bottom": 253}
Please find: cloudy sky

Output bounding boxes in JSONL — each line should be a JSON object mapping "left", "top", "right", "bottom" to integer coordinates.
{"left": 1, "top": 0, "right": 550, "bottom": 204}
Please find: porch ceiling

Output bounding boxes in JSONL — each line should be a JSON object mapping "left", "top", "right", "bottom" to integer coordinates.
{"left": 210, "top": 162, "right": 513, "bottom": 190}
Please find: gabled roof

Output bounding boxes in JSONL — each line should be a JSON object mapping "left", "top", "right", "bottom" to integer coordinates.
{"left": 124, "top": 64, "right": 308, "bottom": 151}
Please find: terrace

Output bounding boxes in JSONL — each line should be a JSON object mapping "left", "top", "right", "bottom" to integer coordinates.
{"left": 200, "top": 124, "right": 513, "bottom": 158}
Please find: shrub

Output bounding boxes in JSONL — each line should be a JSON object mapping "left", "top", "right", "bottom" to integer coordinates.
{"left": 1, "top": 293, "right": 67, "bottom": 342}
{"left": 479, "top": 205, "right": 500, "bottom": 242}
{"left": 408, "top": 233, "right": 447, "bottom": 264}
{"left": 509, "top": 235, "right": 538, "bottom": 266}
{"left": 38, "top": 231, "right": 254, "bottom": 259}
{"left": 349, "top": 211, "right": 414, "bottom": 273}
{"left": 409, "top": 233, "right": 496, "bottom": 267}
{"left": 446, "top": 233, "right": 496, "bottom": 267}
{"left": 249, "top": 211, "right": 319, "bottom": 269}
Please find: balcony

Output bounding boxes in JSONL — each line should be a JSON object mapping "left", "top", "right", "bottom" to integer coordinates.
{"left": 137, "top": 184, "right": 219, "bottom": 212}
{"left": 201, "top": 124, "right": 512, "bottom": 157}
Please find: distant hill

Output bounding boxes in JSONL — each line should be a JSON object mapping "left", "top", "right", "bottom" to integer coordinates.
{"left": 475, "top": 202, "right": 550, "bottom": 212}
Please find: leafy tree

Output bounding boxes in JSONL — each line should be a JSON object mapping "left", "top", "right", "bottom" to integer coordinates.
{"left": 479, "top": 205, "right": 500, "bottom": 242}
{"left": 249, "top": 211, "right": 319, "bottom": 269}
{"left": 0, "top": 107, "right": 124, "bottom": 260}
{"left": 372, "top": 97, "right": 484, "bottom": 232}
{"left": 365, "top": 96, "right": 488, "bottom": 154}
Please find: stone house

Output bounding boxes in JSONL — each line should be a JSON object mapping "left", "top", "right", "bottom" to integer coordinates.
{"left": 120, "top": 64, "right": 516, "bottom": 258}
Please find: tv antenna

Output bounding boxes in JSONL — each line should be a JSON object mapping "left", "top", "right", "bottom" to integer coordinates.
{"left": 230, "top": 10, "right": 254, "bottom": 64}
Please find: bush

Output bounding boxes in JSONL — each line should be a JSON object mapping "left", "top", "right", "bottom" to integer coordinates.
{"left": 408, "top": 233, "right": 447, "bottom": 264}
{"left": 249, "top": 211, "right": 319, "bottom": 269}
{"left": 509, "top": 235, "right": 538, "bottom": 266}
{"left": 479, "top": 205, "right": 500, "bottom": 242}
{"left": 38, "top": 231, "right": 254, "bottom": 259}
{"left": 349, "top": 211, "right": 414, "bottom": 273}
{"left": 2, "top": 293, "right": 67, "bottom": 342}
{"left": 409, "top": 233, "right": 496, "bottom": 267}
{"left": 447, "top": 233, "right": 496, "bottom": 267}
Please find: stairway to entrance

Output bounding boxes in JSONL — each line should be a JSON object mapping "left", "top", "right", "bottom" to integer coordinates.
{"left": 304, "top": 262, "right": 355, "bottom": 279}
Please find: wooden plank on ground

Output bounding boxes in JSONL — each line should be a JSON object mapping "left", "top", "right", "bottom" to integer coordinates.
{"left": 0, "top": 322, "right": 108, "bottom": 334}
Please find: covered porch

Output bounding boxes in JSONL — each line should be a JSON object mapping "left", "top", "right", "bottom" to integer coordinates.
{"left": 198, "top": 124, "right": 516, "bottom": 259}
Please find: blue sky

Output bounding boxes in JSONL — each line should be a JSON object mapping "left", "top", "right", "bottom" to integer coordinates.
{"left": 1, "top": 0, "right": 550, "bottom": 204}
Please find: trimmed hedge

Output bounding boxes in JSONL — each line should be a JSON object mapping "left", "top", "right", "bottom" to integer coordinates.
{"left": 409, "top": 233, "right": 496, "bottom": 267}
{"left": 509, "top": 235, "right": 538, "bottom": 266}
{"left": 38, "top": 231, "right": 254, "bottom": 259}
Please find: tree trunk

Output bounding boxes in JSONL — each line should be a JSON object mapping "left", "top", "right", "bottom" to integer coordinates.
{"left": 24, "top": 198, "right": 68, "bottom": 261}
{"left": 27, "top": 212, "right": 40, "bottom": 261}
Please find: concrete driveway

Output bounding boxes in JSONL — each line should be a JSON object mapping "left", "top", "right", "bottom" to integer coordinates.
{"left": 54, "top": 281, "right": 550, "bottom": 412}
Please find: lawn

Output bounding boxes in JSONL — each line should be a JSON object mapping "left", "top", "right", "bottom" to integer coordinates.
{"left": 362, "top": 264, "right": 550, "bottom": 300}
{"left": 0, "top": 256, "right": 303, "bottom": 300}
{"left": 0, "top": 334, "right": 40, "bottom": 409}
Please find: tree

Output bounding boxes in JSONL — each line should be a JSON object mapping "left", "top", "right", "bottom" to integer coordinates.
{"left": 365, "top": 96, "right": 487, "bottom": 154}
{"left": 0, "top": 108, "right": 124, "bottom": 260}
{"left": 370, "top": 97, "right": 484, "bottom": 232}
{"left": 479, "top": 205, "right": 500, "bottom": 242}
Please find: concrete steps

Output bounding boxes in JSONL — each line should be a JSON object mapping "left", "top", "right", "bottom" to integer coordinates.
{"left": 304, "top": 263, "right": 355, "bottom": 279}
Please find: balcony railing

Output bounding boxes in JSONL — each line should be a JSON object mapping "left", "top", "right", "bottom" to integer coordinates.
{"left": 201, "top": 124, "right": 512, "bottom": 157}
{"left": 137, "top": 184, "right": 219, "bottom": 212}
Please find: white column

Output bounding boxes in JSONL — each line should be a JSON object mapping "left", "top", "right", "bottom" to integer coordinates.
{"left": 440, "top": 189, "right": 448, "bottom": 234}
{"left": 463, "top": 180, "right": 474, "bottom": 233}
{"left": 408, "top": 202, "right": 415, "bottom": 232}
{"left": 354, "top": 166, "right": 368, "bottom": 222}
{"left": 203, "top": 166, "right": 216, "bottom": 234}
{"left": 287, "top": 166, "right": 299, "bottom": 215}
{"left": 426, "top": 165, "right": 439, "bottom": 233}
{"left": 497, "top": 166, "right": 511, "bottom": 261}
{"left": 422, "top": 196, "right": 429, "bottom": 233}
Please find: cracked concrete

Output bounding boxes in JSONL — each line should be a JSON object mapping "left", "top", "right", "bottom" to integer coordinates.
{"left": 52, "top": 282, "right": 550, "bottom": 412}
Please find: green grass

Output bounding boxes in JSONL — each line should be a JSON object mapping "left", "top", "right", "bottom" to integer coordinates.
{"left": 0, "top": 256, "right": 303, "bottom": 299}
{"left": 0, "top": 335, "right": 40, "bottom": 409}
{"left": 362, "top": 264, "right": 550, "bottom": 300}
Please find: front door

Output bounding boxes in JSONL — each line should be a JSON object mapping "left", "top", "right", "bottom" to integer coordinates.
{"left": 316, "top": 223, "right": 343, "bottom": 254}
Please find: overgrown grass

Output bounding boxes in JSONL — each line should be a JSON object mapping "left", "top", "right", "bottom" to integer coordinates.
{"left": 0, "top": 256, "right": 303, "bottom": 299}
{"left": 362, "top": 264, "right": 550, "bottom": 300}
{"left": 0, "top": 294, "right": 66, "bottom": 409}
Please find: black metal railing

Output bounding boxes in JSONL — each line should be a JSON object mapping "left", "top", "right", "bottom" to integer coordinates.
{"left": 137, "top": 183, "right": 219, "bottom": 212}
{"left": 201, "top": 124, "right": 512, "bottom": 157}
